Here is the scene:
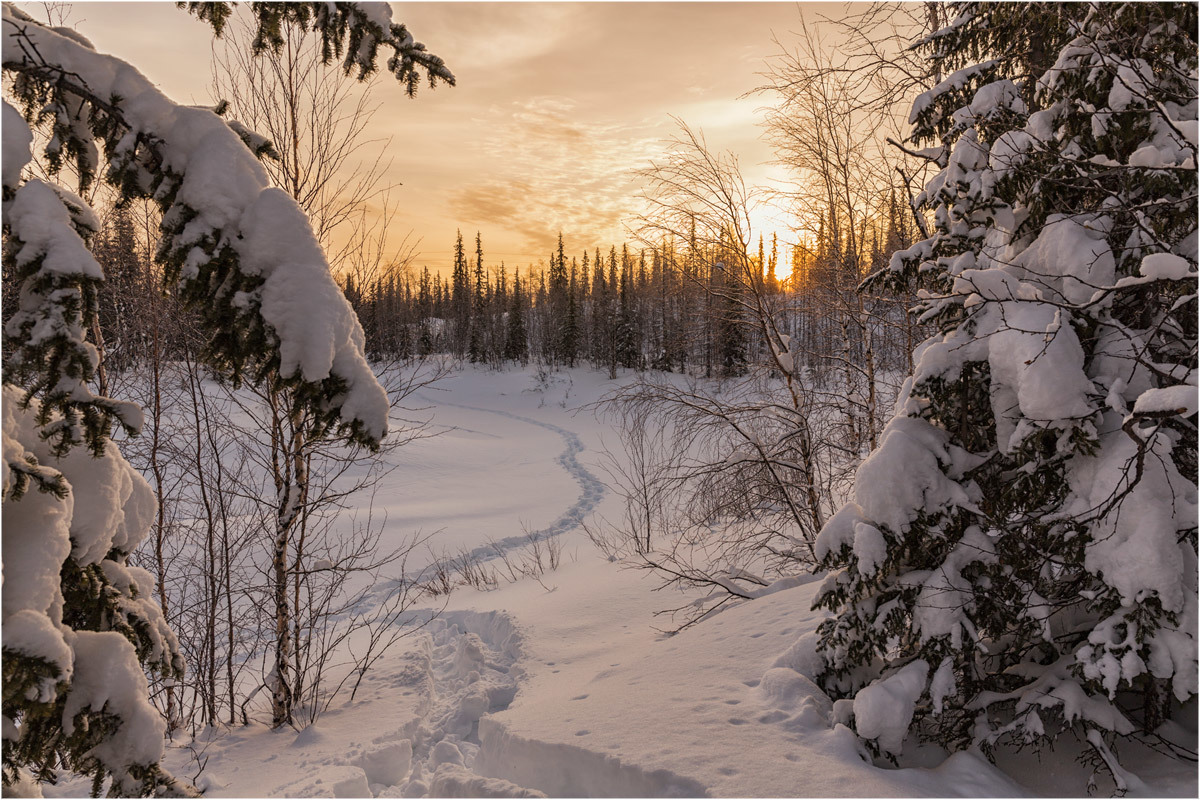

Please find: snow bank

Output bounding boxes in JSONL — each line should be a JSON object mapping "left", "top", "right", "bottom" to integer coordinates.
{"left": 357, "top": 740, "right": 412, "bottom": 786}
{"left": 476, "top": 719, "right": 707, "bottom": 798}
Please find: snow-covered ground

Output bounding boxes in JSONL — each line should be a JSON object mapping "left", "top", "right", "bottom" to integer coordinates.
{"left": 47, "top": 364, "right": 1198, "bottom": 798}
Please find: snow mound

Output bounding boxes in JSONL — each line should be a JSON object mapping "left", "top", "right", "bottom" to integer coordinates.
{"left": 357, "top": 740, "right": 412, "bottom": 787}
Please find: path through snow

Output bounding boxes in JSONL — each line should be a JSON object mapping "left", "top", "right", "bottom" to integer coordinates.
{"left": 274, "top": 387, "right": 617, "bottom": 797}
{"left": 244, "top": 609, "right": 537, "bottom": 798}
{"left": 381, "top": 610, "right": 539, "bottom": 798}
{"left": 413, "top": 394, "right": 606, "bottom": 570}
{"left": 66, "top": 366, "right": 1195, "bottom": 799}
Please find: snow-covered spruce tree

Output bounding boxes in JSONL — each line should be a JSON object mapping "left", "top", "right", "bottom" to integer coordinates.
{"left": 812, "top": 2, "right": 1197, "bottom": 787}
{"left": 2, "top": 2, "right": 450, "bottom": 793}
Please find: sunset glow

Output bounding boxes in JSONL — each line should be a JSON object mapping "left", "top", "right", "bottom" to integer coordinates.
{"left": 45, "top": 1, "right": 808, "bottom": 275}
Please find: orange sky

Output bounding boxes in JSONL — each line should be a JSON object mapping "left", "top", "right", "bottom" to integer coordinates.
{"left": 27, "top": 1, "right": 814, "bottom": 275}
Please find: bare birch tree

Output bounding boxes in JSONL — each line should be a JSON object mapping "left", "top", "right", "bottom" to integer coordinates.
{"left": 758, "top": 5, "right": 947, "bottom": 454}
{"left": 583, "top": 122, "right": 841, "bottom": 628}
{"left": 209, "top": 9, "right": 445, "bottom": 727}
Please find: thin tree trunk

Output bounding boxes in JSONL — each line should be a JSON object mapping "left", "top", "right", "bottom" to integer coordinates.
{"left": 90, "top": 316, "right": 109, "bottom": 397}
{"left": 271, "top": 505, "right": 293, "bottom": 729}
{"left": 224, "top": 501, "right": 237, "bottom": 725}
{"left": 270, "top": 397, "right": 305, "bottom": 729}
{"left": 291, "top": 446, "right": 310, "bottom": 718}
{"left": 184, "top": 347, "right": 219, "bottom": 726}
{"left": 147, "top": 264, "right": 175, "bottom": 732}
{"left": 858, "top": 293, "right": 878, "bottom": 451}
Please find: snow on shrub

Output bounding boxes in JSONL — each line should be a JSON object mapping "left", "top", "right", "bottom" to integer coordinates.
{"left": 2, "top": 2, "right": 452, "bottom": 793}
{"left": 812, "top": 3, "right": 1197, "bottom": 787}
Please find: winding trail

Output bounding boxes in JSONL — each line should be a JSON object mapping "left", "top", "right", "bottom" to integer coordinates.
{"left": 355, "top": 393, "right": 606, "bottom": 614}
{"left": 387, "top": 398, "right": 709, "bottom": 797}
{"left": 410, "top": 394, "right": 607, "bottom": 570}
{"left": 325, "top": 394, "right": 615, "bottom": 796}
{"left": 156, "top": 377, "right": 722, "bottom": 798}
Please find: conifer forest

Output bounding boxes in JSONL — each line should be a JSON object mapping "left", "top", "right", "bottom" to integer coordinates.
{"left": 1, "top": 2, "right": 1196, "bottom": 798}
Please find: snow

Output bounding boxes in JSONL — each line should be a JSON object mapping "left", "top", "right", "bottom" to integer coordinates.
{"left": 5, "top": 0, "right": 1189, "bottom": 793}
{"left": 1091, "top": 324, "right": 1156, "bottom": 413}
{"left": 994, "top": 305, "right": 1092, "bottom": 423}
{"left": 813, "top": 502, "right": 863, "bottom": 561}
{"left": 5, "top": 180, "right": 102, "bottom": 279}
{"left": 2, "top": 99, "right": 32, "bottom": 189}
{"left": 239, "top": 188, "right": 386, "bottom": 419}
{"left": 100, "top": 560, "right": 180, "bottom": 667}
{"left": 1140, "top": 252, "right": 1195, "bottom": 281}
{"left": 31, "top": 364, "right": 1186, "bottom": 799}
{"left": 929, "top": 659, "right": 955, "bottom": 716}
{"left": 854, "top": 6, "right": 1198, "bottom": 785}
{"left": 0, "top": 466, "right": 73, "bottom": 642}
{"left": 988, "top": 129, "right": 1035, "bottom": 179}
{"left": 921, "top": 294, "right": 1098, "bottom": 451}
{"left": 1129, "top": 143, "right": 1180, "bottom": 168}
{"left": 967, "top": 79, "right": 1024, "bottom": 119}
{"left": 1, "top": 387, "right": 75, "bottom": 691}
{"left": 909, "top": 61, "right": 998, "bottom": 124}
{"left": 1, "top": 610, "right": 74, "bottom": 702}
{"left": 355, "top": 2, "right": 396, "bottom": 33}
{"left": 1070, "top": 429, "right": 1197, "bottom": 615}
{"left": 1107, "top": 63, "right": 1150, "bottom": 112}
{"left": 62, "top": 631, "right": 168, "bottom": 789}
{"left": 852, "top": 417, "right": 973, "bottom": 536}
{"left": 768, "top": 335, "right": 795, "bottom": 375}
{"left": 852, "top": 660, "right": 929, "bottom": 756}
{"left": 3, "top": 382, "right": 178, "bottom": 789}
{"left": 1012, "top": 214, "right": 1116, "bottom": 306}
{"left": 911, "top": 526, "right": 995, "bottom": 647}
{"left": 357, "top": 740, "right": 412, "bottom": 786}
{"left": 53, "top": 438, "right": 154, "bottom": 563}
{"left": 324, "top": 765, "right": 371, "bottom": 798}
{"left": 1132, "top": 385, "right": 1197, "bottom": 416}
{"left": 850, "top": 522, "right": 887, "bottom": 577}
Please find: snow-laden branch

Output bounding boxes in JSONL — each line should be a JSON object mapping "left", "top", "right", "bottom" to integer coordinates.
{"left": 3, "top": 3, "right": 390, "bottom": 447}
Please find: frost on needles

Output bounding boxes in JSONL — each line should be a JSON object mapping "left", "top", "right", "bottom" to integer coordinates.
{"left": 811, "top": 2, "right": 1197, "bottom": 789}
{"left": 2, "top": 2, "right": 450, "bottom": 794}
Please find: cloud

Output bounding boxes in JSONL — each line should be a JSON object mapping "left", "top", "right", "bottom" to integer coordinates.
{"left": 398, "top": 2, "right": 580, "bottom": 77}
{"left": 449, "top": 182, "right": 527, "bottom": 228}
{"left": 371, "top": 3, "right": 805, "bottom": 271}
{"left": 446, "top": 95, "right": 661, "bottom": 258}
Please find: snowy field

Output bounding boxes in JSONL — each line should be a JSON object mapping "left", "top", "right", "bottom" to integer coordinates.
{"left": 46, "top": 364, "right": 1198, "bottom": 798}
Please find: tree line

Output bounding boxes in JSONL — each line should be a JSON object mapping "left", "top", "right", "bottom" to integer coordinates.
{"left": 343, "top": 208, "right": 921, "bottom": 390}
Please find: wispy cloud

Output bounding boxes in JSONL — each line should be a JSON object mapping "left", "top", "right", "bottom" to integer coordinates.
{"left": 72, "top": 2, "right": 810, "bottom": 273}
{"left": 447, "top": 95, "right": 661, "bottom": 258}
